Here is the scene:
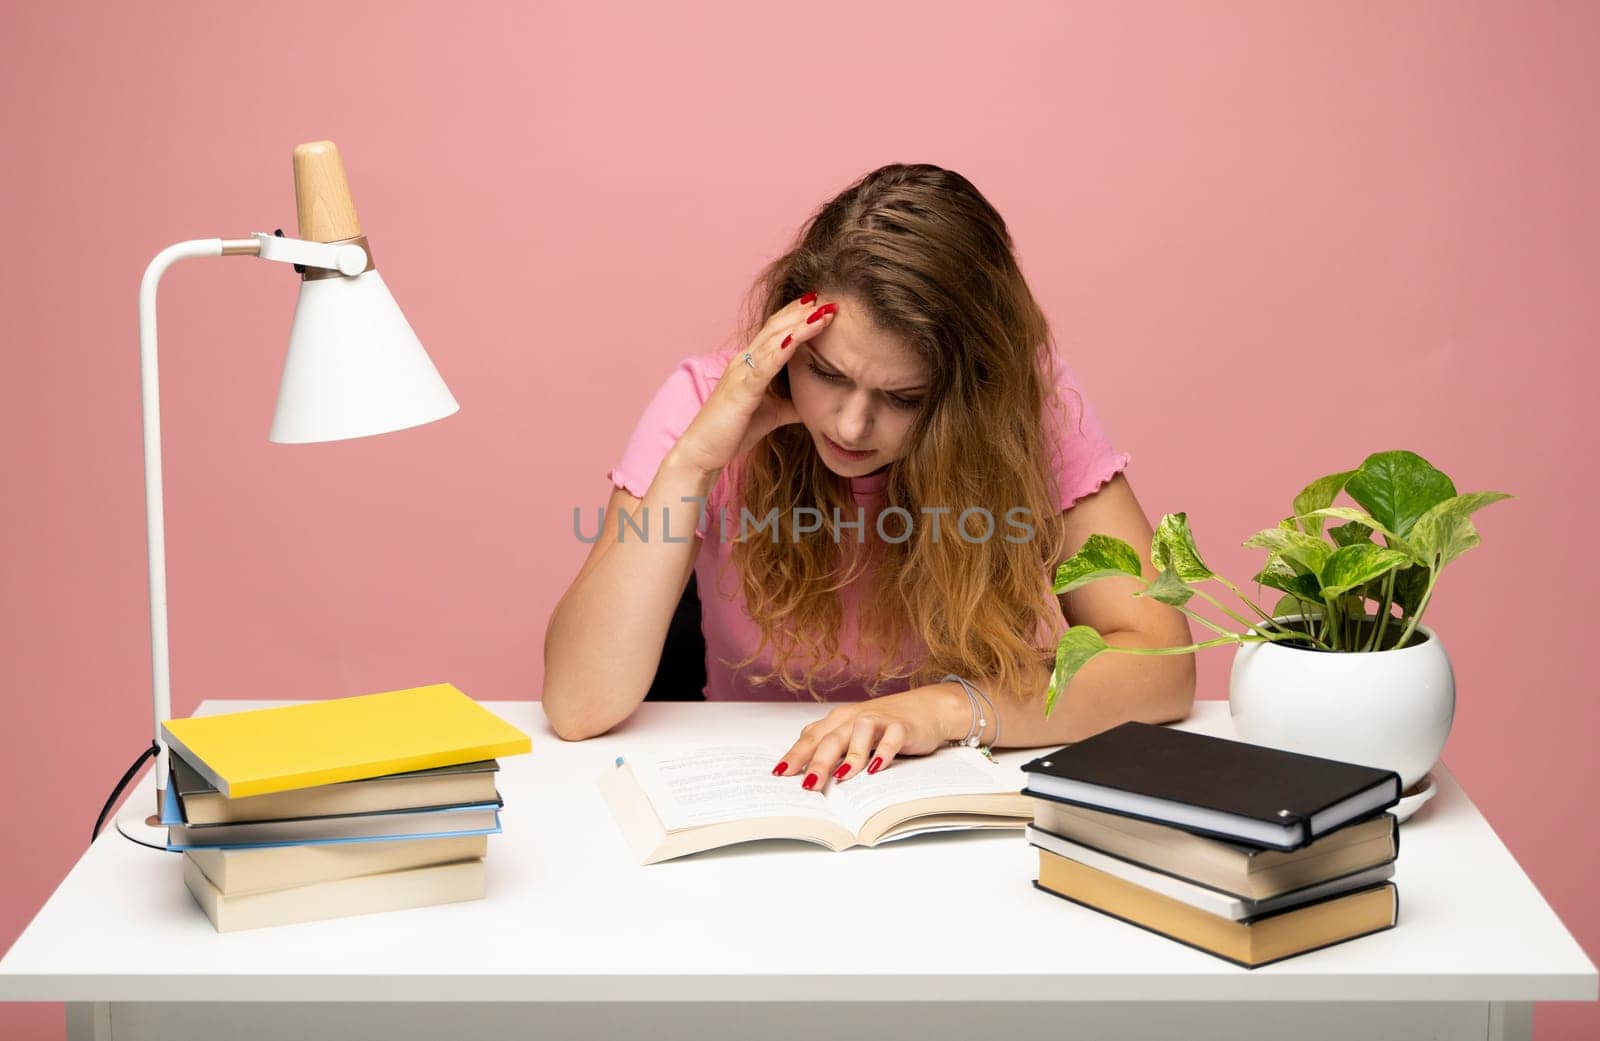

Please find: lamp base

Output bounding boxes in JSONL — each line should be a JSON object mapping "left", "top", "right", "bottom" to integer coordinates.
{"left": 112, "top": 766, "right": 173, "bottom": 851}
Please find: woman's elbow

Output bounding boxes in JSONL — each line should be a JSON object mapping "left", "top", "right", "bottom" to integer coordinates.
{"left": 542, "top": 627, "right": 612, "bottom": 741}
{"left": 540, "top": 668, "right": 643, "bottom": 742}
{"left": 540, "top": 669, "right": 605, "bottom": 742}
{"left": 542, "top": 691, "right": 612, "bottom": 742}
{"left": 1158, "top": 654, "right": 1197, "bottom": 724}
{"left": 550, "top": 719, "right": 610, "bottom": 742}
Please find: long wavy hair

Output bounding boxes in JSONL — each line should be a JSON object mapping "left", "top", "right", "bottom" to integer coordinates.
{"left": 717, "top": 163, "right": 1080, "bottom": 705}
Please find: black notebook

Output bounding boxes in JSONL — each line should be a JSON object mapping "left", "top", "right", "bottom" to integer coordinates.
{"left": 1020, "top": 722, "right": 1401, "bottom": 851}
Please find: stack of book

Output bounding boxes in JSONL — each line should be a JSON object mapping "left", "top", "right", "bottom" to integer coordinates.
{"left": 159, "top": 683, "right": 532, "bottom": 932}
{"left": 1021, "top": 722, "right": 1403, "bottom": 969}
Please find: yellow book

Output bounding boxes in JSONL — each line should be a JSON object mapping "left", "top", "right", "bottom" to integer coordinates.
{"left": 161, "top": 683, "right": 532, "bottom": 798}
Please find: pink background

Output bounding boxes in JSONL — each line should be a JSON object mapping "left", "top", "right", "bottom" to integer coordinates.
{"left": 2, "top": 1, "right": 1594, "bottom": 1036}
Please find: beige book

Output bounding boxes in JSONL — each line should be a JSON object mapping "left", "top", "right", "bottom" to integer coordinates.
{"left": 1027, "top": 825, "right": 1394, "bottom": 921}
{"left": 169, "top": 805, "right": 499, "bottom": 848}
{"left": 183, "top": 855, "right": 486, "bottom": 933}
{"left": 1036, "top": 848, "right": 1398, "bottom": 968}
{"left": 186, "top": 834, "right": 489, "bottom": 895}
{"left": 173, "top": 753, "right": 500, "bottom": 825}
{"left": 1031, "top": 798, "right": 1397, "bottom": 901}
{"left": 600, "top": 743, "right": 1031, "bottom": 864}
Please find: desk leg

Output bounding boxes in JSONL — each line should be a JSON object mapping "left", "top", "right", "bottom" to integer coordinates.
{"left": 1488, "top": 1002, "right": 1533, "bottom": 1041}
{"left": 64, "top": 1003, "right": 111, "bottom": 1041}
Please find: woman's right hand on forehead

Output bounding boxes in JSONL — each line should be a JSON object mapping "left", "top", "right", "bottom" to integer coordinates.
{"left": 672, "top": 293, "right": 839, "bottom": 474}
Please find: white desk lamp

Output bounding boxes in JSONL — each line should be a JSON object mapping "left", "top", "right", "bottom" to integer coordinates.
{"left": 106, "top": 141, "right": 459, "bottom": 849}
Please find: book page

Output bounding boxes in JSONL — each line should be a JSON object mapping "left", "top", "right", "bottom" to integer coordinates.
{"left": 824, "top": 747, "right": 1025, "bottom": 836}
{"left": 625, "top": 744, "right": 843, "bottom": 831}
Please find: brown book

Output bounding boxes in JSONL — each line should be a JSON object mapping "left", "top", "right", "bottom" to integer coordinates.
{"left": 1035, "top": 848, "right": 1398, "bottom": 969}
{"left": 185, "top": 834, "right": 489, "bottom": 895}
{"left": 173, "top": 751, "right": 500, "bottom": 825}
{"left": 1031, "top": 798, "right": 1398, "bottom": 901}
{"left": 182, "top": 855, "right": 486, "bottom": 932}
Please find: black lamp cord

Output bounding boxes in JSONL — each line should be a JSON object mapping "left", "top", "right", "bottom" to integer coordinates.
{"left": 92, "top": 740, "right": 166, "bottom": 849}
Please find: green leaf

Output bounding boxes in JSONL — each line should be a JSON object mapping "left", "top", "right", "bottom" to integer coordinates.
{"left": 1292, "top": 469, "right": 1357, "bottom": 538}
{"left": 1293, "top": 507, "right": 1401, "bottom": 540}
{"left": 1392, "top": 564, "right": 1430, "bottom": 619}
{"left": 1411, "top": 513, "right": 1479, "bottom": 571}
{"left": 1053, "top": 534, "right": 1143, "bottom": 594}
{"left": 1135, "top": 567, "right": 1195, "bottom": 607}
{"left": 1045, "top": 626, "right": 1109, "bottom": 717}
{"left": 1407, "top": 491, "right": 1513, "bottom": 569}
{"left": 1242, "top": 527, "right": 1333, "bottom": 579}
{"left": 1328, "top": 521, "right": 1375, "bottom": 548}
{"left": 1254, "top": 519, "right": 1301, "bottom": 591}
{"left": 1318, "top": 544, "right": 1412, "bottom": 601}
{"left": 1255, "top": 553, "right": 1299, "bottom": 581}
{"left": 1150, "top": 513, "right": 1214, "bottom": 582}
{"left": 1345, "top": 451, "right": 1456, "bottom": 537}
{"left": 1252, "top": 564, "right": 1321, "bottom": 601}
{"left": 1270, "top": 594, "right": 1321, "bottom": 621}
{"left": 1291, "top": 507, "right": 1420, "bottom": 563}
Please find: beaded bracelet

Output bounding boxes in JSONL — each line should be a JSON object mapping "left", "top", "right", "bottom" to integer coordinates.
{"left": 942, "top": 673, "right": 1000, "bottom": 759}
{"left": 955, "top": 677, "right": 979, "bottom": 746}
{"left": 972, "top": 682, "right": 1000, "bottom": 752}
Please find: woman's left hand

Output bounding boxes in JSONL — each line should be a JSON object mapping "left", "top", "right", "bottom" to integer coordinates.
{"left": 771, "top": 685, "right": 964, "bottom": 791}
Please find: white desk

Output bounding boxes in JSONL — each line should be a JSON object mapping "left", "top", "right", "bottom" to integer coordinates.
{"left": 0, "top": 699, "right": 1592, "bottom": 1041}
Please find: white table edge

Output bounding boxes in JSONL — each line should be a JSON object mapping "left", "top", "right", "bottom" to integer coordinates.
{"left": 2, "top": 700, "right": 1595, "bottom": 1009}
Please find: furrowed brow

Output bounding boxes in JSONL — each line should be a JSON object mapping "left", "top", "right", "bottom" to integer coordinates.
{"left": 810, "top": 345, "right": 928, "bottom": 395}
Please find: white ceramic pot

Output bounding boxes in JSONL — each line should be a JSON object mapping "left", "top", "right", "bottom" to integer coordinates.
{"left": 1228, "top": 616, "right": 1454, "bottom": 792}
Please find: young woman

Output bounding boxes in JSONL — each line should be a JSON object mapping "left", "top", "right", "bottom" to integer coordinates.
{"left": 542, "top": 164, "right": 1193, "bottom": 788}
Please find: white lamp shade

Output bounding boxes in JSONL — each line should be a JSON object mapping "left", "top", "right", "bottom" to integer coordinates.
{"left": 269, "top": 269, "right": 459, "bottom": 444}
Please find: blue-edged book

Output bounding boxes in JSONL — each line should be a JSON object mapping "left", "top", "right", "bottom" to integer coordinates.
{"left": 161, "top": 771, "right": 502, "bottom": 851}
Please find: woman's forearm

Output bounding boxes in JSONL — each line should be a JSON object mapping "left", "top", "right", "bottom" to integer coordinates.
{"left": 541, "top": 450, "right": 718, "bottom": 740}
{"left": 923, "top": 631, "right": 1196, "bottom": 749}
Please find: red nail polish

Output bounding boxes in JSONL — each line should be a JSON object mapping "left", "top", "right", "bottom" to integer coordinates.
{"left": 773, "top": 761, "right": 788, "bottom": 776}
{"left": 833, "top": 763, "right": 851, "bottom": 780}
{"left": 800, "top": 292, "right": 817, "bottom": 305}
{"left": 802, "top": 773, "right": 819, "bottom": 790}
{"left": 868, "top": 756, "right": 883, "bottom": 774}
{"left": 806, "top": 305, "right": 834, "bottom": 324}
{"left": 780, "top": 334, "right": 793, "bottom": 348}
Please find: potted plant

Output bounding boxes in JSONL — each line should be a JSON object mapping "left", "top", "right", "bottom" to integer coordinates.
{"left": 1045, "top": 450, "right": 1510, "bottom": 793}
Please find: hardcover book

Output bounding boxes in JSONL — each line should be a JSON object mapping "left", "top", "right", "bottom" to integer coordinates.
{"left": 161, "top": 778, "right": 502, "bottom": 850}
{"left": 1026, "top": 824, "right": 1395, "bottom": 921}
{"left": 186, "top": 834, "right": 491, "bottom": 895}
{"left": 1029, "top": 798, "right": 1399, "bottom": 901}
{"left": 171, "top": 751, "right": 501, "bottom": 825}
{"left": 183, "top": 855, "right": 487, "bottom": 932}
{"left": 1021, "top": 722, "right": 1401, "bottom": 851}
{"left": 1034, "top": 848, "right": 1399, "bottom": 968}
{"left": 160, "top": 683, "right": 531, "bottom": 798}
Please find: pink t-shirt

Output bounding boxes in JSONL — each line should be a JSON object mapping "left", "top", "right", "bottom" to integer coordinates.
{"left": 606, "top": 346, "right": 1132, "bottom": 702}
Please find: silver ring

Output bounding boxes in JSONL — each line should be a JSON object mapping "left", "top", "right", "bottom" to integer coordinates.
{"left": 742, "top": 352, "right": 757, "bottom": 369}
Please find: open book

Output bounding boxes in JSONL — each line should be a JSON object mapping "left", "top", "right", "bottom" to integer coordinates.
{"left": 599, "top": 743, "right": 1031, "bottom": 863}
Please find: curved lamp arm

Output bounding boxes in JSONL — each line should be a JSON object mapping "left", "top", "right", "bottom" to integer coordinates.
{"left": 137, "top": 234, "right": 358, "bottom": 806}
